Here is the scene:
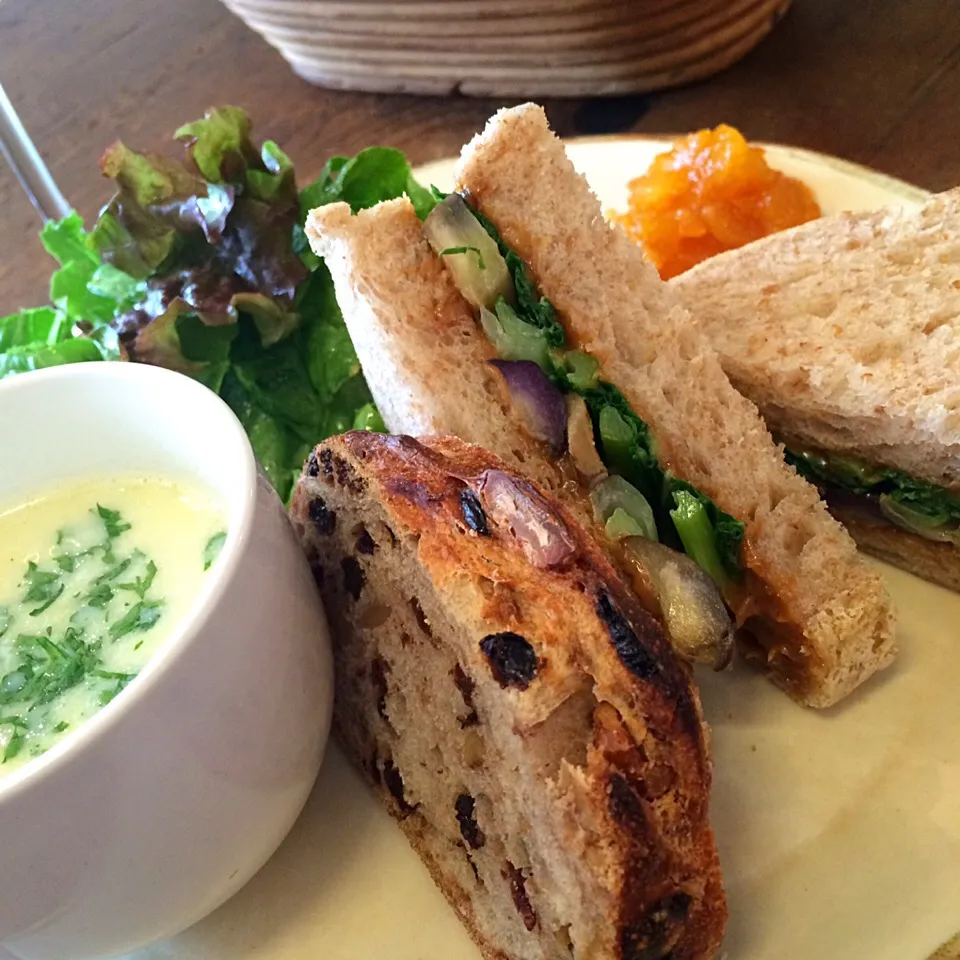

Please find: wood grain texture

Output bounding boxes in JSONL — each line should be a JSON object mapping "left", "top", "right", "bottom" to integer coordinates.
{"left": 1, "top": 0, "right": 959, "bottom": 316}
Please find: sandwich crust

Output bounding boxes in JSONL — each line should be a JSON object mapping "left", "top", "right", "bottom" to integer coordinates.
{"left": 290, "top": 433, "right": 726, "bottom": 960}
{"left": 454, "top": 103, "right": 896, "bottom": 707}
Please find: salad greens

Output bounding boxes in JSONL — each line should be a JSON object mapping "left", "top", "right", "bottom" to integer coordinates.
{"left": 0, "top": 214, "right": 127, "bottom": 380}
{"left": 1, "top": 107, "right": 435, "bottom": 502}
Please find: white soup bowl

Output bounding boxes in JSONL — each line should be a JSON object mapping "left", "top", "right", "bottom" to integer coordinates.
{"left": 0, "top": 362, "right": 333, "bottom": 960}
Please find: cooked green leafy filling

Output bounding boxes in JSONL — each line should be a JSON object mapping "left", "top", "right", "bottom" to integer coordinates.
{"left": 579, "top": 383, "right": 745, "bottom": 579}
{"left": 446, "top": 194, "right": 745, "bottom": 583}
{"left": 467, "top": 206, "right": 566, "bottom": 347}
{"left": 787, "top": 448, "right": 960, "bottom": 542}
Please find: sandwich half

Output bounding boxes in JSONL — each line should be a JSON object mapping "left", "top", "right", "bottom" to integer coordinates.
{"left": 289, "top": 432, "right": 726, "bottom": 960}
{"left": 673, "top": 188, "right": 960, "bottom": 592}
{"left": 306, "top": 103, "right": 896, "bottom": 709}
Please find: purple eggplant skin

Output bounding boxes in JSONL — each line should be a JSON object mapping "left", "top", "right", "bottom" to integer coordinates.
{"left": 489, "top": 358, "right": 567, "bottom": 457}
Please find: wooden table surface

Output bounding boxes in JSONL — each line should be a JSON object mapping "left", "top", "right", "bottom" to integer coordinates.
{"left": 1, "top": 0, "right": 959, "bottom": 316}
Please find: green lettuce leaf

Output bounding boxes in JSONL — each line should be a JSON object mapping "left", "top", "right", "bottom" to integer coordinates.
{"left": 300, "top": 147, "right": 436, "bottom": 219}
{"left": 40, "top": 212, "right": 97, "bottom": 267}
{"left": 294, "top": 263, "right": 360, "bottom": 398}
{"left": 50, "top": 259, "right": 120, "bottom": 326}
{"left": 43, "top": 213, "right": 142, "bottom": 325}
{"left": 124, "top": 299, "right": 230, "bottom": 392}
{"left": 246, "top": 141, "right": 297, "bottom": 206}
{"left": 0, "top": 338, "right": 104, "bottom": 380}
{"left": 0, "top": 212, "right": 139, "bottom": 379}
{"left": 231, "top": 338, "right": 326, "bottom": 439}
{"left": 88, "top": 264, "right": 145, "bottom": 304}
{"left": 353, "top": 402, "right": 386, "bottom": 432}
{"left": 0, "top": 307, "right": 67, "bottom": 350}
{"left": 219, "top": 370, "right": 312, "bottom": 503}
{"left": 175, "top": 106, "right": 258, "bottom": 184}
{"left": 230, "top": 291, "right": 300, "bottom": 348}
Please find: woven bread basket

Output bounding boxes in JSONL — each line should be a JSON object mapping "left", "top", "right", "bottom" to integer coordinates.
{"left": 220, "top": 0, "right": 792, "bottom": 97}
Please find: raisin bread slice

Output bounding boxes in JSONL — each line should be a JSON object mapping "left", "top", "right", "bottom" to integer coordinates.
{"left": 289, "top": 432, "right": 726, "bottom": 960}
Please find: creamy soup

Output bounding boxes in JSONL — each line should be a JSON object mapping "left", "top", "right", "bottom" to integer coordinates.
{"left": 0, "top": 476, "right": 227, "bottom": 777}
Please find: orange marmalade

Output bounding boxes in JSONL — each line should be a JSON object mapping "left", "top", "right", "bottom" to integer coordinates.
{"left": 612, "top": 124, "right": 822, "bottom": 279}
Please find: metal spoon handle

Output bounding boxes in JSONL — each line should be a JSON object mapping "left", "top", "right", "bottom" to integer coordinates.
{"left": 0, "top": 83, "right": 71, "bottom": 222}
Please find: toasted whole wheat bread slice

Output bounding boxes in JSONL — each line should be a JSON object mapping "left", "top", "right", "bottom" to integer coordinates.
{"left": 290, "top": 432, "right": 726, "bottom": 960}
{"left": 453, "top": 103, "right": 895, "bottom": 707}
{"left": 672, "top": 189, "right": 960, "bottom": 489}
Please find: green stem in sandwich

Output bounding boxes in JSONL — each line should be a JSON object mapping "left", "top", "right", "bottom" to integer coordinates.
{"left": 423, "top": 191, "right": 740, "bottom": 667}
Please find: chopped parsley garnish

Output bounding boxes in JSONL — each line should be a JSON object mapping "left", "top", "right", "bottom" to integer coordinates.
{"left": 53, "top": 540, "right": 107, "bottom": 573}
{"left": 96, "top": 504, "right": 131, "bottom": 539}
{"left": 109, "top": 601, "right": 163, "bottom": 640}
{"left": 23, "top": 562, "right": 65, "bottom": 616}
{"left": 1, "top": 716, "right": 27, "bottom": 762}
{"left": 203, "top": 531, "right": 227, "bottom": 571}
{"left": 53, "top": 553, "right": 78, "bottom": 573}
{"left": 96, "top": 556, "right": 132, "bottom": 585}
{"left": 3, "top": 725, "right": 25, "bottom": 763}
{"left": 0, "top": 505, "right": 181, "bottom": 770}
{"left": 87, "top": 582, "right": 114, "bottom": 608}
{"left": 2, "top": 628, "right": 101, "bottom": 709}
{"left": 118, "top": 559, "right": 157, "bottom": 600}
{"left": 0, "top": 490, "right": 226, "bottom": 773}
{"left": 94, "top": 670, "right": 136, "bottom": 706}
{"left": 1, "top": 716, "right": 27, "bottom": 764}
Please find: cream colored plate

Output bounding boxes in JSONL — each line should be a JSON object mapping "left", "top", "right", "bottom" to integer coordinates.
{"left": 133, "top": 139, "right": 958, "bottom": 960}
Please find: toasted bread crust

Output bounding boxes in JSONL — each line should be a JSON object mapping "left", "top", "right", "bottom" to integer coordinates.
{"left": 290, "top": 433, "right": 726, "bottom": 959}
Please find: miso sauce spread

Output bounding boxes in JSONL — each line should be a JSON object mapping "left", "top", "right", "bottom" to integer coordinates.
{"left": 0, "top": 477, "right": 227, "bottom": 777}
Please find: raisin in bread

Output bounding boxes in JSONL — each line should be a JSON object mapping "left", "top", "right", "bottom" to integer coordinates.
{"left": 289, "top": 433, "right": 726, "bottom": 960}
